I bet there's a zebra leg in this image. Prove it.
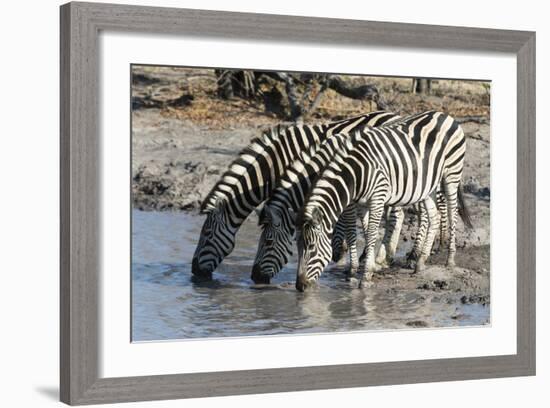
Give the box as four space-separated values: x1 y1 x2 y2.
376 207 391 267
414 197 439 274
406 203 428 269
386 207 404 262
331 215 349 265
436 190 448 252
359 202 385 287
357 208 368 266
443 180 460 268
342 205 359 275
376 207 404 268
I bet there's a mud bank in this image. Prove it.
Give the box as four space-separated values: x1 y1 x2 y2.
358 245 491 309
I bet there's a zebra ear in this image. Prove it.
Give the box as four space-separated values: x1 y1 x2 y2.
310 207 323 227
287 208 297 224
299 144 317 163
333 134 347 151
264 205 273 220
260 130 271 145
257 204 272 225
200 199 216 214
349 130 365 148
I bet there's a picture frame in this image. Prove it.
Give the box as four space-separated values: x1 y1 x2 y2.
60 1 536 405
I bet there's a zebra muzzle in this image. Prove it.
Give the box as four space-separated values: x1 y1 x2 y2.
251 265 271 284
295 274 312 292
191 257 213 278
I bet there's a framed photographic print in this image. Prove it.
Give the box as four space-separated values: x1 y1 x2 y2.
60 2 536 405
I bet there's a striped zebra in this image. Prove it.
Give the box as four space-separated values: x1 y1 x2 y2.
251 133 429 283
354 189 448 269
405 190 448 267
251 138 360 283
295 111 472 291
191 112 400 279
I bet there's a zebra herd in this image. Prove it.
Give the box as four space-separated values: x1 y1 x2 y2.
191 111 472 291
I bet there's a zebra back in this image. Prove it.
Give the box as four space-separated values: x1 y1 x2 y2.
303 111 465 230
202 111 398 222
194 112 400 278
296 111 466 289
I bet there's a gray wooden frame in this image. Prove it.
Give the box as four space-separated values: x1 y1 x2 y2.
60 1 536 405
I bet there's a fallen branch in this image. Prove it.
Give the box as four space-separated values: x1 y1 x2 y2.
132 93 194 110
456 116 489 125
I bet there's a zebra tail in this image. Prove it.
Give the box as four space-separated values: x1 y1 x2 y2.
457 185 474 229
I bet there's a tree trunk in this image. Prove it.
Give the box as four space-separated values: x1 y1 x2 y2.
325 77 386 109
282 74 304 122
413 78 432 94
215 70 257 99
215 69 234 99
215 70 388 119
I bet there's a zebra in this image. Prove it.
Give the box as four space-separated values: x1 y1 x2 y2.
251 133 434 283
191 111 400 279
353 189 448 269
295 111 472 291
252 138 361 282
405 190 448 267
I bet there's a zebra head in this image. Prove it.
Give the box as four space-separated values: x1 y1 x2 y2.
192 197 236 279
251 204 294 284
295 206 332 292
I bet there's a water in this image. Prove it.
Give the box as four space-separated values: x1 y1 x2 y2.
132 210 489 341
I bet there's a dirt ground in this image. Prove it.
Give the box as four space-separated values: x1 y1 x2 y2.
131 66 491 304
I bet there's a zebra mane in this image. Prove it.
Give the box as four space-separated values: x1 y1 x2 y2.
297 132 360 228
271 131 350 204
296 203 324 229
298 142 319 164
201 124 290 212
338 132 356 153
281 142 319 178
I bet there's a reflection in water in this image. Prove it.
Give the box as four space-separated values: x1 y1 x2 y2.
132 210 489 341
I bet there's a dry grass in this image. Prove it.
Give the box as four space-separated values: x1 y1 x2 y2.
132 65 490 130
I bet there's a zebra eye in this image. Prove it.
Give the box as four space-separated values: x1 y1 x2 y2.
307 243 316 251
266 238 274 246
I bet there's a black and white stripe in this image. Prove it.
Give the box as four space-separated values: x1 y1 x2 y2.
405 189 447 266
191 112 399 278
251 137 360 283
295 111 472 291
251 135 433 283
252 118 458 283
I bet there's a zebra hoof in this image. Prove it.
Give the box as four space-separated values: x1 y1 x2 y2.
345 266 358 282
404 259 416 270
405 250 419 270
358 277 374 289
375 258 392 271
370 262 383 274
358 269 374 286
375 255 387 266
414 260 426 275
446 261 456 270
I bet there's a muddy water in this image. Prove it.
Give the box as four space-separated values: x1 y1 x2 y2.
132 210 489 341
